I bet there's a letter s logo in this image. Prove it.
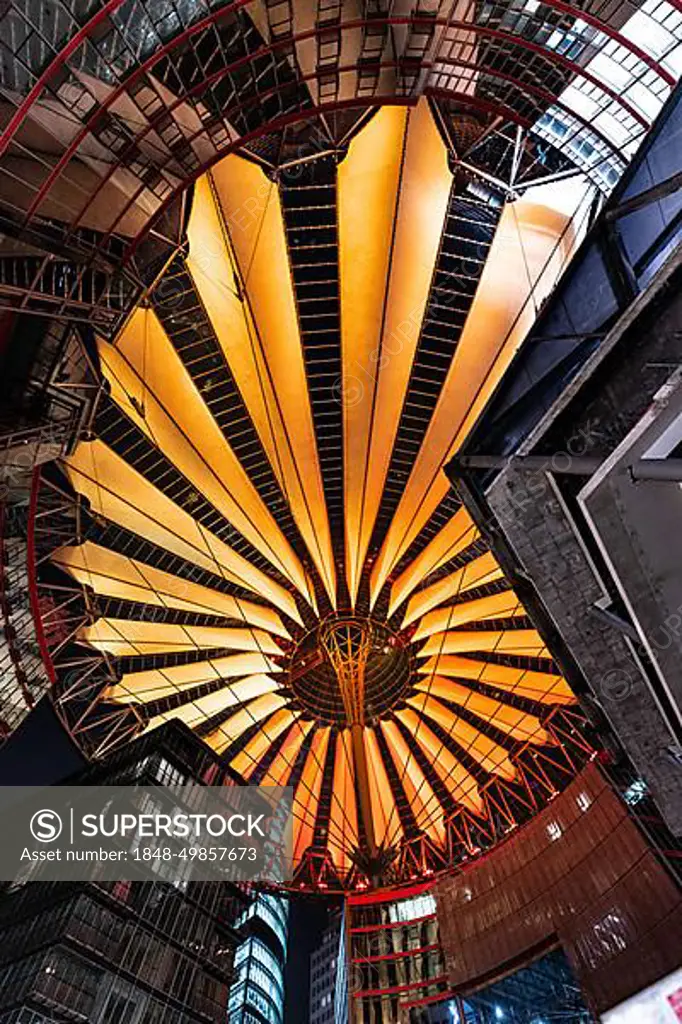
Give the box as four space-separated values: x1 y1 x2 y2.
30 810 63 843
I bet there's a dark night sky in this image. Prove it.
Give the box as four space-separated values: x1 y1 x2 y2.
0 696 86 786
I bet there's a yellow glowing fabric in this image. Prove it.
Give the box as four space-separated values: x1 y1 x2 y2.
395 707 483 815
100 312 312 603
417 655 574 704
364 727 404 851
412 591 524 640
339 103 452 605
419 628 550 659
407 691 517 780
227 708 299 777
371 188 582 601
80 619 282 657
402 551 504 626
327 732 359 873
292 727 330 863
54 541 290 637
253 719 315 788
388 507 479 618
381 719 447 846
201 161 336 606
106 653 282 702
64 440 303 624
55 102 586 885
145 675 281 732
413 676 548 744
204 692 289 754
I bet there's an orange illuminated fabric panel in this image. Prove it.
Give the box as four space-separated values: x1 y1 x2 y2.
364 727 404 852
402 552 504 626
251 720 315 789
417 655 575 704
371 186 584 601
99 314 313 605
145 677 282 733
292 728 331 863
64 440 303 624
51 100 588 891
388 507 479 617
339 103 452 606
407 691 517 780
381 719 447 846
396 708 483 815
106 653 282 703
227 708 299 777
419 628 550 659
79 619 282 657
204 692 289 754
327 732 359 873
412 592 525 640
413 676 548 744
201 159 336 607
54 541 290 637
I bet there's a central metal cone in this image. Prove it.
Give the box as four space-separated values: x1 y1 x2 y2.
319 618 374 726
320 618 373 667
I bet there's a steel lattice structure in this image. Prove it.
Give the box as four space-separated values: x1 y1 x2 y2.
2 0 682 328
6 0 680 889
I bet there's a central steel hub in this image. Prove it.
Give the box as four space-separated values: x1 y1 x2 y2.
288 615 412 727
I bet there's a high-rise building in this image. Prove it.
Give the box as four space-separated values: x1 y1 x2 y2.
228 892 289 1024
309 910 343 1024
0 721 247 1024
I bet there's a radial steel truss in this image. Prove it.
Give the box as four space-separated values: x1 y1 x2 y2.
8 0 672 889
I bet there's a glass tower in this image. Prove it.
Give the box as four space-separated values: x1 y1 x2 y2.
228 893 288 1024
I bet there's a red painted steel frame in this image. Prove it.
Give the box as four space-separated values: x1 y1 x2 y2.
26 467 56 685
353 975 449 998
0 0 128 158
9 2 670 235
72 30 628 243
0 505 35 710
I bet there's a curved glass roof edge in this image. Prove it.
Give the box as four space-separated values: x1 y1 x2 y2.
458 75 682 470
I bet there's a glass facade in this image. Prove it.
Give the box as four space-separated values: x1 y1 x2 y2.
348 888 448 1024
0 723 247 1024
310 910 343 1024
462 78 682 463
411 949 590 1024
228 894 288 1024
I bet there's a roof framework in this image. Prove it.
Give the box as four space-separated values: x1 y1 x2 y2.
8 0 680 889
28 99 598 890
1 0 682 328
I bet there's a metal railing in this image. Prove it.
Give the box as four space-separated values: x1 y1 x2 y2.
0 505 51 737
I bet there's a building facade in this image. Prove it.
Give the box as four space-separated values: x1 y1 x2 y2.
0 721 247 1024
309 910 342 1024
346 764 682 1024
228 891 289 1024
347 886 448 1024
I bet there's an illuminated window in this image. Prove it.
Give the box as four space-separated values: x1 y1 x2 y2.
388 894 436 924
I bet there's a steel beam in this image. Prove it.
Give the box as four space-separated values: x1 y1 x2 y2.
631 458 682 481
449 454 605 474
